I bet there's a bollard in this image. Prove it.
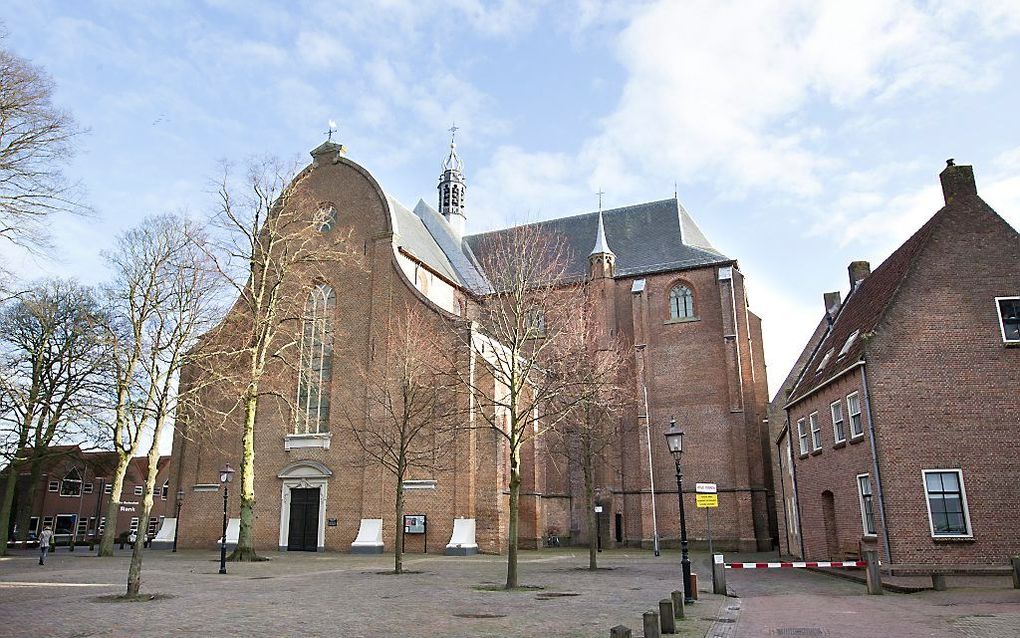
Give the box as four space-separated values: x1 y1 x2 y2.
863 550 883 595
609 625 632 638
690 573 698 600
1011 557 1020 590
712 554 727 595
931 573 947 591
642 611 661 638
671 590 685 620
659 599 675 634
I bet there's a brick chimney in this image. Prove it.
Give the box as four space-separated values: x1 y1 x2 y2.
848 261 871 288
823 291 842 322
939 159 977 205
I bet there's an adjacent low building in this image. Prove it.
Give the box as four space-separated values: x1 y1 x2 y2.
772 162 1020 565
1 445 172 546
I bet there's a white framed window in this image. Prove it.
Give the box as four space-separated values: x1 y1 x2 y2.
98 517 106 534
816 348 834 373
104 483 112 494
838 330 859 358
133 485 143 496
797 418 809 455
669 284 695 319
524 308 546 335
54 514 76 535
296 283 335 435
42 516 54 530
129 517 140 533
809 412 821 451
28 516 40 535
87 517 96 534
831 400 846 443
922 469 972 537
161 480 169 501
76 519 88 536
48 480 59 492
847 392 863 438
147 517 159 535
83 482 93 494
996 297 1020 343
60 469 83 497
856 474 876 536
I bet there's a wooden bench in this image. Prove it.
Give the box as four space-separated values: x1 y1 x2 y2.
884 562 1019 591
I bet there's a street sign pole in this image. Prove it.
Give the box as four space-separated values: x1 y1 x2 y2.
706 507 713 558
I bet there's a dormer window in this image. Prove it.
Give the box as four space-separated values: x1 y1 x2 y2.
816 348 834 373
838 330 859 358
669 285 694 320
996 297 1020 343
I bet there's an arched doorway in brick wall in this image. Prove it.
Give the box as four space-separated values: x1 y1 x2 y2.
821 490 839 559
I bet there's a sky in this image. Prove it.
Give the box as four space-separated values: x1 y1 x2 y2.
4 0 1020 400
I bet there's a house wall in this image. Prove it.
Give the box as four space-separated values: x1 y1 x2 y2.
865 194 1020 565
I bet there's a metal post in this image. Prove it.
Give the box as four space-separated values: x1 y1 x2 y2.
172 498 183 552
642 386 661 556
219 486 228 575
706 507 713 558
596 511 602 552
675 459 693 603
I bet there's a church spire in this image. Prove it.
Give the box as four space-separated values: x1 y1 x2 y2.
438 124 466 238
588 190 615 279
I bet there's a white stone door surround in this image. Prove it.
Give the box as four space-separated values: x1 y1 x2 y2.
277 460 332 552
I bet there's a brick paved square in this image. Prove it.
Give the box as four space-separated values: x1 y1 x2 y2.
0 547 723 638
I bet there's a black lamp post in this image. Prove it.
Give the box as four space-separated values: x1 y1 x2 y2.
172 490 185 553
664 417 693 603
218 464 234 575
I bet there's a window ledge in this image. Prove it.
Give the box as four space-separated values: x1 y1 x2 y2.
664 316 700 325
1004 341 1020 348
860 534 879 541
285 432 332 450
833 440 847 449
848 435 866 445
810 449 823 456
798 453 809 460
932 535 975 543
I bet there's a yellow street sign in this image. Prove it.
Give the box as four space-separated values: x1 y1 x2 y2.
696 494 718 508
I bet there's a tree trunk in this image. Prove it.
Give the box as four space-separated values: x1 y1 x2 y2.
127 428 162 597
14 458 44 543
0 459 23 556
505 446 521 590
394 474 405 575
583 453 597 570
98 456 129 557
230 392 258 561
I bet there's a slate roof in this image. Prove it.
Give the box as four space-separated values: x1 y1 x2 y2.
464 198 730 281
786 212 943 405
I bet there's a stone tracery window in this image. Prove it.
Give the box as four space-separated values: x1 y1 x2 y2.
669 284 695 320
296 283 335 434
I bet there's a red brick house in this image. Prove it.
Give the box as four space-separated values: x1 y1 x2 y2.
1 445 172 546
170 133 774 554
772 162 1020 565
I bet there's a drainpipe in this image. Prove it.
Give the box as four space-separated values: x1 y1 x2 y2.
861 363 892 564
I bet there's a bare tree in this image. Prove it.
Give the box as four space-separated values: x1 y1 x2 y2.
442 224 590 589
121 215 220 597
96 216 200 557
0 279 107 555
195 157 355 561
547 295 632 570
0 33 87 284
344 306 457 574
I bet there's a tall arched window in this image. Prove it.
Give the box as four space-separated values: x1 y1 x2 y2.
669 285 695 320
296 283 335 434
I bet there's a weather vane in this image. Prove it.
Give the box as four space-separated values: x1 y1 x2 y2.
596 188 605 212
325 119 338 142
449 122 459 141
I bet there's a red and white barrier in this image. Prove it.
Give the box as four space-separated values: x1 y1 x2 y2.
724 560 866 569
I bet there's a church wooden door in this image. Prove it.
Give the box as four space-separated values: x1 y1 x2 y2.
287 488 320 551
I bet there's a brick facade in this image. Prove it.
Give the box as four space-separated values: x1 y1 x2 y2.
774 164 1020 566
169 142 773 555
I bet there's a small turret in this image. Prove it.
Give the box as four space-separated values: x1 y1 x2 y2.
588 200 615 279
438 125 467 239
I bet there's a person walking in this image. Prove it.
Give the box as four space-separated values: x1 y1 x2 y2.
38 526 53 565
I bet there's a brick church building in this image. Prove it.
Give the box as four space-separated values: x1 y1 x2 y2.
169 132 773 554
771 162 1020 565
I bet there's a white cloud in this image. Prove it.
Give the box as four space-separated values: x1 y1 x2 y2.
296 31 352 68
